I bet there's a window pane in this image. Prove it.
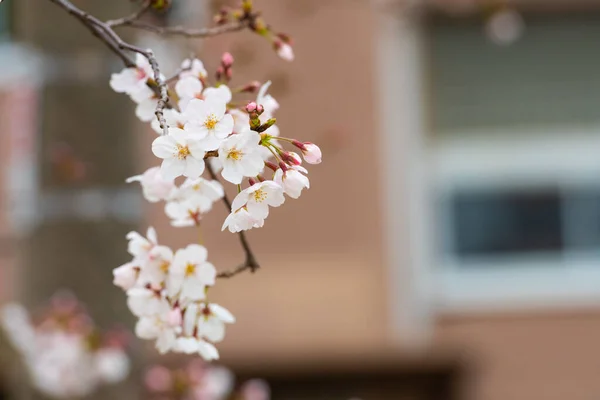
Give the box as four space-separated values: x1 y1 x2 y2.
430 14 600 132
564 189 600 252
450 189 563 258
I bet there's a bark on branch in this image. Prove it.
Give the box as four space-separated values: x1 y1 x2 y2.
48 0 261 278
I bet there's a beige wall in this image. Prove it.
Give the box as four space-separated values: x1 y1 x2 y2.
137 0 600 399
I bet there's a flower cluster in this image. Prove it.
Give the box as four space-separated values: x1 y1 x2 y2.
144 359 270 400
110 7 320 360
113 228 234 360
0 293 129 399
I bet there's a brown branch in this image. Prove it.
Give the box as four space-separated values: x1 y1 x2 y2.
113 20 249 38
205 162 260 279
48 0 169 135
49 0 261 279
106 1 151 27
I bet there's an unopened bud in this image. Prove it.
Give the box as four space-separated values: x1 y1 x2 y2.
222 52 234 68
264 161 278 171
246 102 258 113
240 81 261 93
274 40 294 62
299 142 322 164
256 104 264 114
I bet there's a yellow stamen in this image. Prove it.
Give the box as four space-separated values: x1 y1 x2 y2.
227 149 243 161
185 263 196 277
204 114 218 130
177 144 190 160
160 261 170 273
253 189 267 202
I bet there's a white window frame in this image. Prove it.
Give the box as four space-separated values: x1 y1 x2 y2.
432 130 600 312
377 4 600 320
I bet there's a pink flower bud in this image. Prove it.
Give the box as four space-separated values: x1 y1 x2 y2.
246 102 258 113
166 307 182 327
221 52 234 67
274 40 294 62
256 104 264 114
302 142 322 164
144 366 173 392
264 161 278 171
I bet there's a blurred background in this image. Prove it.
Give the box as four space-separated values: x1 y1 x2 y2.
2 0 600 399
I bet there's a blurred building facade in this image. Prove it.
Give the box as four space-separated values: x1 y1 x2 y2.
3 0 600 399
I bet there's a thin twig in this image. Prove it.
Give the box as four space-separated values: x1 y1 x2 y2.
48 0 169 135
113 20 249 38
205 162 260 279
106 1 151 27
48 0 260 278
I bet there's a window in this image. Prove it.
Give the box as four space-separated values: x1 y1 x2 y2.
427 12 600 310
450 189 563 259
429 13 600 133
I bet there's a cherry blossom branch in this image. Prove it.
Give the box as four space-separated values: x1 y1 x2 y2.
48 0 170 135
49 0 263 279
112 19 250 38
205 162 260 279
106 1 152 28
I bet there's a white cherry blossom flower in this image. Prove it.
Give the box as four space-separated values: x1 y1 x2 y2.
109 53 152 94
175 76 204 111
167 245 216 302
274 166 310 199
180 58 208 80
183 98 234 151
164 199 203 227
130 85 159 122
112 262 139 290
126 227 158 260
221 207 265 233
151 108 187 134
126 287 168 317
126 166 176 203
218 130 264 184
231 181 285 220
137 245 173 287
230 109 250 134
135 313 179 354
196 303 235 343
176 177 224 210
203 85 232 104
174 337 219 360
152 127 206 180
